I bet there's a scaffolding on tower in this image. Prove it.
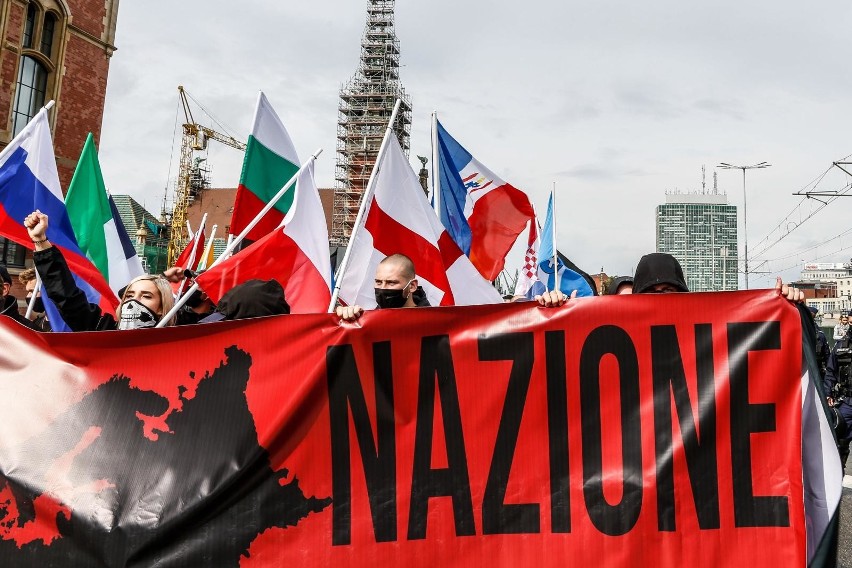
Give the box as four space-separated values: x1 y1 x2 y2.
331 0 412 246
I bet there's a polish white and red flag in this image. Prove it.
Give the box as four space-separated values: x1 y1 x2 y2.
336 134 502 309
196 162 332 313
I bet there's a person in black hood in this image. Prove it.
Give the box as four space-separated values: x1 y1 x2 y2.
336 253 429 322
201 279 290 322
0 264 34 329
632 253 689 294
606 275 634 295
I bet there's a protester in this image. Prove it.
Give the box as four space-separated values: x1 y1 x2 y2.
176 270 217 325
0 263 34 329
825 325 852 474
336 254 429 322
200 279 289 322
18 268 50 331
632 253 689 294
835 313 850 341
24 210 176 331
606 275 634 295
807 306 830 379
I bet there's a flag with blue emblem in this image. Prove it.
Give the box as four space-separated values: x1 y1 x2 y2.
516 192 596 298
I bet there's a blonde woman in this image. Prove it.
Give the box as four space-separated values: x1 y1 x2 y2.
24 210 176 331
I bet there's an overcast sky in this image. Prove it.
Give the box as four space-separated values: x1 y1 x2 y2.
98 0 852 287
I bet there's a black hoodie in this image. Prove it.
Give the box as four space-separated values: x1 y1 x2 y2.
632 253 689 294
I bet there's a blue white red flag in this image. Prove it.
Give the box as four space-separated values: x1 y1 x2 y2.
434 119 535 281
0 108 117 330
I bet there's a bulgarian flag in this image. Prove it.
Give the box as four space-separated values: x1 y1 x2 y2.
197 161 331 314
65 133 145 294
229 92 300 243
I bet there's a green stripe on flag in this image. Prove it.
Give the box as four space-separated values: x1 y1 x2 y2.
239 135 300 216
66 133 111 280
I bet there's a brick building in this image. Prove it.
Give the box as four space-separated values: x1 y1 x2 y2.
0 0 119 295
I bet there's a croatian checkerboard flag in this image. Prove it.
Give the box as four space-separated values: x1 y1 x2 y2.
435 119 535 281
514 193 596 298
337 134 502 308
0 107 118 330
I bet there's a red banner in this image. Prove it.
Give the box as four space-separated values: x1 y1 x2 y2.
0 290 821 566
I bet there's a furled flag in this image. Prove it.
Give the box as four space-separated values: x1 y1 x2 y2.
196 162 331 314
513 217 540 297
175 219 206 273
65 133 144 295
336 134 503 308
523 192 596 298
434 119 535 281
195 225 217 272
0 107 117 331
229 92 300 243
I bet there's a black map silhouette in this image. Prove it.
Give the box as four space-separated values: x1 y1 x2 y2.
0 346 331 567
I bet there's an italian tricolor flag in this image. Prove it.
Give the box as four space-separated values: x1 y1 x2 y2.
229 92 300 242
65 133 145 295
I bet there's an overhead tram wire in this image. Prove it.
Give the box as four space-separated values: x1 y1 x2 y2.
747 156 852 261
765 241 852 277
760 226 852 264
748 164 834 257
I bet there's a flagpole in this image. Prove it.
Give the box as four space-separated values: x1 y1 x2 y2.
431 111 440 214
551 183 559 292
25 272 42 319
157 149 323 328
198 224 217 271
327 99 403 312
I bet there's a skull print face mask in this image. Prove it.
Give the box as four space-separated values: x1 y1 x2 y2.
117 299 160 330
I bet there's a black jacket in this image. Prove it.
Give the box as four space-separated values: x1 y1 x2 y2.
0 294 36 330
34 246 117 331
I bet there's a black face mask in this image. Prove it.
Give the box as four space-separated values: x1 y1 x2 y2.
184 289 205 309
375 288 408 309
27 296 44 313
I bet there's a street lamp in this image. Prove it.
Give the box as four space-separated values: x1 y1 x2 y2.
717 162 771 290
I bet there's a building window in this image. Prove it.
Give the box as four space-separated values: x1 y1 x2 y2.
22 3 36 48
0 239 26 268
11 3 64 138
40 13 55 57
12 56 48 137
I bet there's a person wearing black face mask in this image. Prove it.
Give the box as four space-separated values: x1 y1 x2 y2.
0 264 35 330
19 267 50 331
175 270 217 325
336 254 429 322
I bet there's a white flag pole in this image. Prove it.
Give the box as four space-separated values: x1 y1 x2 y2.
186 220 194 241
327 99 403 312
157 149 323 328
176 212 207 297
224 234 234 260
551 183 559 292
431 111 440 215
25 272 42 319
197 224 217 271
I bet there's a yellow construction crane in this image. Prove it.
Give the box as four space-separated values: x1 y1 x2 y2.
166 86 247 265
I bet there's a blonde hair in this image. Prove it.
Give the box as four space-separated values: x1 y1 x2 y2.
117 274 176 326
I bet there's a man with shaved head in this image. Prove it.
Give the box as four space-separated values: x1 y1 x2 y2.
336 254 430 322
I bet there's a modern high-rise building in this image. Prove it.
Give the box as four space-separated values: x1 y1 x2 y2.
331 0 412 245
656 192 738 292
